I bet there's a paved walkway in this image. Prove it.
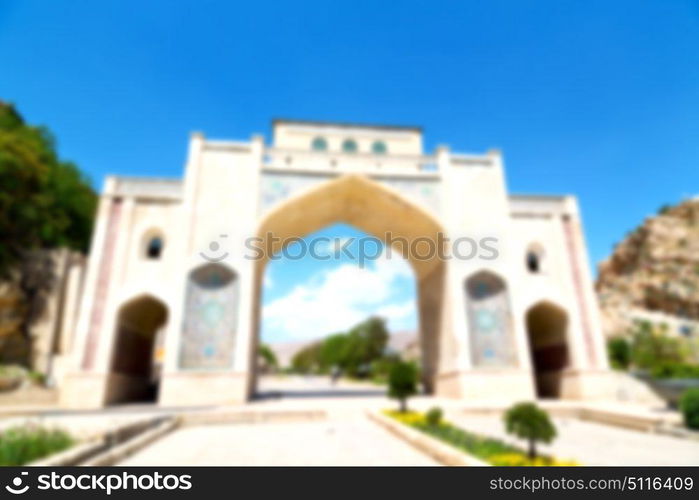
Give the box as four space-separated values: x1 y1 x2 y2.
3 375 696 466
122 375 437 465
448 414 699 466
120 416 438 466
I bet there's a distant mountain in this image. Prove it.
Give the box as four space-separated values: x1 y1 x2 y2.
385 330 419 359
267 338 321 368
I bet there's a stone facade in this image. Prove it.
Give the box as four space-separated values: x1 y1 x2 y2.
60 119 611 407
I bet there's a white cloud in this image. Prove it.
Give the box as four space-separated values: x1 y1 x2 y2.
376 300 417 332
262 251 416 341
313 237 353 258
376 300 416 321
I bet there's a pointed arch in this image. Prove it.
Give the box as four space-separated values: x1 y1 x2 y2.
180 263 240 370
251 174 447 394
464 269 516 367
255 174 444 279
525 300 569 398
106 294 168 405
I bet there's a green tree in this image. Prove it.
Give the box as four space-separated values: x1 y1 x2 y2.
388 361 418 412
339 316 389 377
312 316 391 377
504 402 556 459
0 102 96 275
258 343 278 371
370 353 400 383
318 333 349 372
291 342 322 373
0 102 96 365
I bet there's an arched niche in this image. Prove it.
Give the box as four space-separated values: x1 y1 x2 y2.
465 270 516 368
179 263 240 370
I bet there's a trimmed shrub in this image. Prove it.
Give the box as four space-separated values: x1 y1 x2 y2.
651 362 699 379
680 387 699 430
504 402 556 459
425 407 443 427
388 361 418 413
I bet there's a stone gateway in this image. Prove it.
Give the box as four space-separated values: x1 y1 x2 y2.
60 119 611 407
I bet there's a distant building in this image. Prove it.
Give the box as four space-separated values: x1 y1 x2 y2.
386 330 420 362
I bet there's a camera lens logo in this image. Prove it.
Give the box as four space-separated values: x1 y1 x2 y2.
200 234 229 263
6 472 29 494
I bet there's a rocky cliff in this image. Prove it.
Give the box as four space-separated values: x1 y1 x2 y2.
596 199 699 336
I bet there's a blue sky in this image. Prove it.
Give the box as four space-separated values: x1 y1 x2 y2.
262 224 417 343
2 1 698 342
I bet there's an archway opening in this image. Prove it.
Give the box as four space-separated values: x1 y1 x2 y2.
251 175 446 399
526 302 569 399
257 223 419 398
106 295 167 405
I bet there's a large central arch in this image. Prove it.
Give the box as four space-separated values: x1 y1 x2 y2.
249 174 447 394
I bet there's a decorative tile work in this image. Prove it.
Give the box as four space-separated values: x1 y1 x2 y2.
258 172 320 214
179 264 239 370
465 271 516 367
379 177 441 215
258 172 441 216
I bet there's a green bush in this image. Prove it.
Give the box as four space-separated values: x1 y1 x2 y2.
388 361 418 413
680 388 699 430
425 407 443 427
607 337 631 370
423 421 516 458
630 321 685 369
504 402 556 459
651 362 699 379
0 425 73 466
658 204 672 215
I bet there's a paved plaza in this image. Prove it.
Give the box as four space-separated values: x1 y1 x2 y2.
121 377 436 465
2 376 696 466
120 417 438 466
118 376 698 466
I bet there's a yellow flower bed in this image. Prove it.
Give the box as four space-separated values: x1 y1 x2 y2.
383 410 427 426
383 408 579 466
489 453 579 467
